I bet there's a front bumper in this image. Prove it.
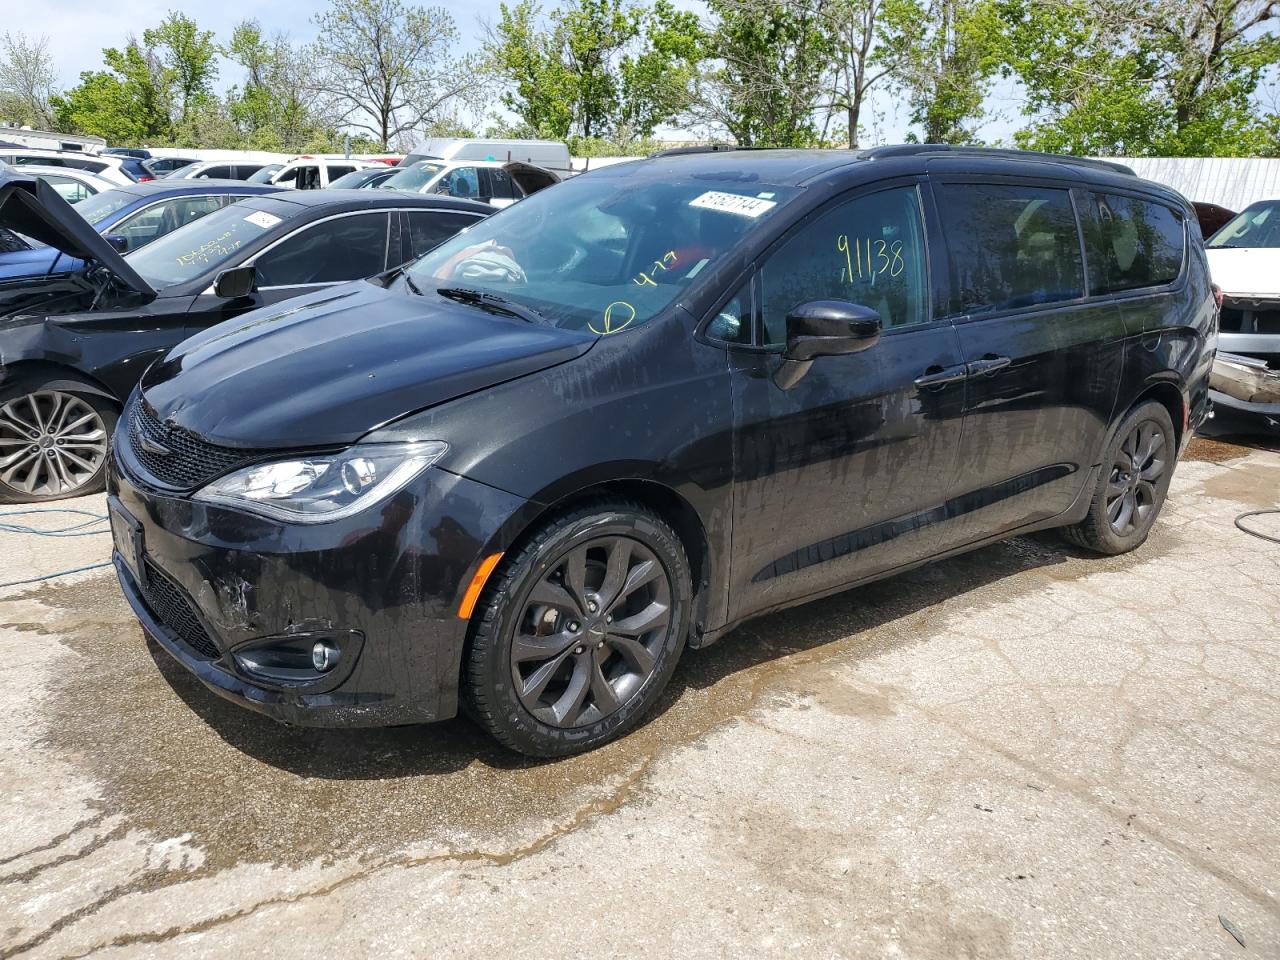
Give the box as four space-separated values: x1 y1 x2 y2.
109 443 532 728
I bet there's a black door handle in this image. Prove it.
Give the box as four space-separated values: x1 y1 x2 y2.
914 363 969 390
967 355 1012 376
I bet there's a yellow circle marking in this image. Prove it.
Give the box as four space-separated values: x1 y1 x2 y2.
591 301 637 335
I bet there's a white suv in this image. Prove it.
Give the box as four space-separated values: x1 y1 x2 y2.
0 148 133 185
270 158 387 190
378 159 559 208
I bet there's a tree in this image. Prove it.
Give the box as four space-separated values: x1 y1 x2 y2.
52 41 172 145
900 0 1004 143
488 0 702 145
823 0 922 146
309 0 476 148
225 21 334 151
144 13 218 127
691 0 833 146
1006 0 1280 156
0 32 58 128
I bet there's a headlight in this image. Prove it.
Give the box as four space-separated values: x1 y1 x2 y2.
193 441 448 523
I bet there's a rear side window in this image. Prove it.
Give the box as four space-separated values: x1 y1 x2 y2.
485 167 516 201
199 166 232 179
760 185 929 344
406 210 479 258
937 183 1084 315
1083 194 1184 293
254 212 389 286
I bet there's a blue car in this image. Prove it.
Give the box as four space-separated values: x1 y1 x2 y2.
0 179 284 283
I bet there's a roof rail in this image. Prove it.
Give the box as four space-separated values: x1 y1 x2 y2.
647 144 759 159
860 144 1135 176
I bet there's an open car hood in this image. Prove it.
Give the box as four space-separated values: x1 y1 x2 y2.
0 171 155 299
504 161 560 196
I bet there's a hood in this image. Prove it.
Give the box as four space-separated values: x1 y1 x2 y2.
1205 246 1280 299
0 172 155 299
141 280 595 448
504 161 560 196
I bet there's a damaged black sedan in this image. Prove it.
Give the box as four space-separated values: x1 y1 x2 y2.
0 173 489 502
109 147 1214 756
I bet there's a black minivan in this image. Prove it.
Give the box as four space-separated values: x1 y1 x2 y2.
108 146 1215 756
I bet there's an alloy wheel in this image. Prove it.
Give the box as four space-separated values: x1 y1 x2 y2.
1105 419 1167 537
511 536 672 728
0 392 109 497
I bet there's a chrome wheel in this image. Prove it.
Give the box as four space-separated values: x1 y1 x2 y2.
1105 418 1168 537
0 392 109 498
511 536 671 728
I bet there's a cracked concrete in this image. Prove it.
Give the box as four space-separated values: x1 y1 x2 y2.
1 434 1277 959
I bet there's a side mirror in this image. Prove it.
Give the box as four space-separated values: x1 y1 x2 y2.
213 265 257 299
104 233 129 253
774 300 881 390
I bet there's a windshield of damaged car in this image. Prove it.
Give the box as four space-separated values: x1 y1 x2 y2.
125 202 289 288
1207 200 1280 248
406 173 798 332
74 190 135 227
379 162 446 192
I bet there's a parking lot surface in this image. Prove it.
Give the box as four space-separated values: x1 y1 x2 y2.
1 436 1278 959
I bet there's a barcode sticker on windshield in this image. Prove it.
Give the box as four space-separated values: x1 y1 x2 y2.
244 210 281 229
689 191 777 218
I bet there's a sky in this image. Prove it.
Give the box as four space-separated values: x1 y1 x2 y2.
27 0 1022 146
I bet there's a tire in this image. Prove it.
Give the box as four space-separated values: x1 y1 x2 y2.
0 388 118 504
1060 400 1176 555
464 501 692 757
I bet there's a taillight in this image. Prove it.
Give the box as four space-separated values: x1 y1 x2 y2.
1212 283 1223 311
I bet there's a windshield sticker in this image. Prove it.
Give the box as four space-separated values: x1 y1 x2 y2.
176 231 242 269
244 210 282 229
633 250 678 286
838 234 904 281
590 301 636 335
689 191 777 218
686 258 710 279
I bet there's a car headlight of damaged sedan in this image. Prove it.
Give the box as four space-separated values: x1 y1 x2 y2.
194 441 448 523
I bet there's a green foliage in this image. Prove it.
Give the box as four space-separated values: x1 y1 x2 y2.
1005 0 1280 157
145 12 218 125
52 42 172 145
224 21 332 152
489 0 704 142
697 0 834 146
0 33 58 128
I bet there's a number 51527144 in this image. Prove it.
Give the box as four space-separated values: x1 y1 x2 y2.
838 235 904 281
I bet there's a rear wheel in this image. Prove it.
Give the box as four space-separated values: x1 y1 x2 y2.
0 389 116 503
1061 400 1176 555
464 502 691 757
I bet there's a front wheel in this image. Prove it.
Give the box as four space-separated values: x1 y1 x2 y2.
1060 400 1176 555
464 502 692 757
0 389 117 503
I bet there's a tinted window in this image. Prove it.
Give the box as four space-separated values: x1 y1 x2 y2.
937 183 1084 314
1083 193 1184 292
760 185 929 344
199 166 232 179
114 195 232 250
407 210 479 257
254 212 389 286
328 165 356 180
486 167 516 200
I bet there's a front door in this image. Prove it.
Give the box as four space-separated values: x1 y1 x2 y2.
727 182 967 621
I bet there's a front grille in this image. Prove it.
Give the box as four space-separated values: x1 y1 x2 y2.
128 399 258 491
140 559 221 660
1221 299 1280 335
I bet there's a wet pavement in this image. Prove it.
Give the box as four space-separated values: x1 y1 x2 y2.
1 433 1278 958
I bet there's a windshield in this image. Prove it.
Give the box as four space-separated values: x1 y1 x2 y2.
330 168 381 189
73 190 135 226
379 162 446 192
406 171 798 332
247 164 281 183
1207 201 1280 249
126 202 289 288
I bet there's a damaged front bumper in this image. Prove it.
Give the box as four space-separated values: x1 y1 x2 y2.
108 441 531 728
1213 298 1280 419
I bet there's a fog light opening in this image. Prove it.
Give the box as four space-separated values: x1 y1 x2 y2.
311 641 339 672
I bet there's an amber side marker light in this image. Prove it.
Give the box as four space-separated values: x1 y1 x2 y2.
458 553 504 619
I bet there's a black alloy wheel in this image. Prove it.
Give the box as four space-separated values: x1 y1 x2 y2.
465 503 691 756
1106 419 1168 537
1061 400 1176 555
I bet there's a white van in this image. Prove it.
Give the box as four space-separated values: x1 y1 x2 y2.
397 139 572 177
270 157 387 190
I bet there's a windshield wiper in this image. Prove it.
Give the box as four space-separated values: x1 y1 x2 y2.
402 270 425 297
435 286 547 324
